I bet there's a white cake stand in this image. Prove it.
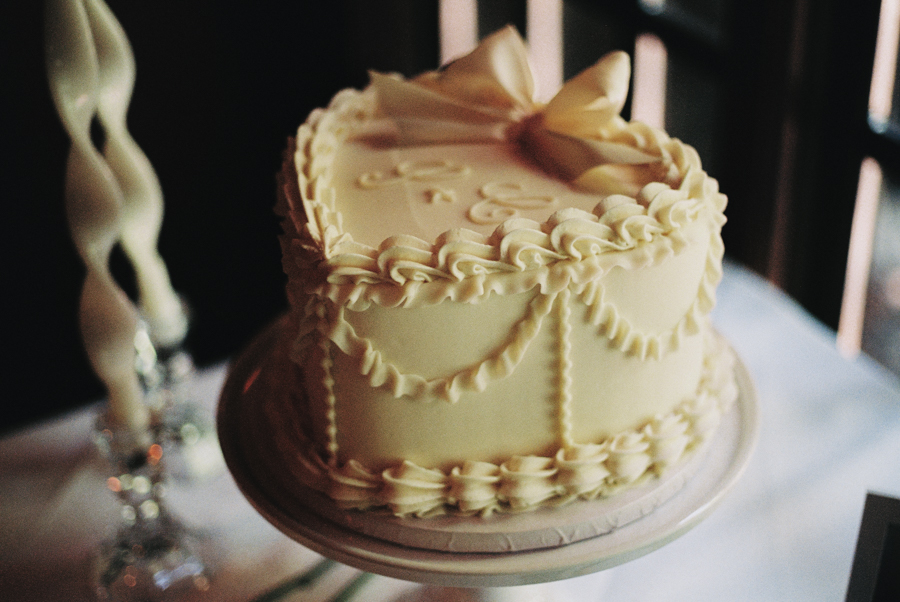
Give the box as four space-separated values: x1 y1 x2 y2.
218 318 759 601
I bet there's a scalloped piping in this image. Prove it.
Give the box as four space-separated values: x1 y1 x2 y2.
313 289 558 404
292 220 722 407
579 224 723 361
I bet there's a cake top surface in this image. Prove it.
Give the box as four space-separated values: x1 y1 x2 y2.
280 27 725 297
331 127 610 246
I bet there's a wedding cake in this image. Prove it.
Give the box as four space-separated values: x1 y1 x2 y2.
270 27 736 520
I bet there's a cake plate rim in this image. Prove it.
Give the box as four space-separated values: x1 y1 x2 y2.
217 315 759 588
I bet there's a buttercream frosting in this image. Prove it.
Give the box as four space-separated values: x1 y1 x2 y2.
267 329 737 517
272 27 734 518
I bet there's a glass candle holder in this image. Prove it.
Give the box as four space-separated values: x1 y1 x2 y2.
135 321 223 482
93 415 211 601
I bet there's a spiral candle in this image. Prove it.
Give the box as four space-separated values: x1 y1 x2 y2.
45 0 151 434
81 0 188 348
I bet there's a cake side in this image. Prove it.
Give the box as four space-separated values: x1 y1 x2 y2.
265 328 737 517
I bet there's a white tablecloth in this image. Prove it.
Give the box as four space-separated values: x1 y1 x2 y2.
2 262 899 601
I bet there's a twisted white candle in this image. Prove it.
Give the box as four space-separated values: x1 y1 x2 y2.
45 0 150 434
81 0 188 348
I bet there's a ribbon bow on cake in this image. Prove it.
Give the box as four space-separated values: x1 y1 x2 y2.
370 26 678 196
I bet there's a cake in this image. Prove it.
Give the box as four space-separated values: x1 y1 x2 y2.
272 27 736 519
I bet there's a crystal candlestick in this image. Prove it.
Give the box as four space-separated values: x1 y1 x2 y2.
94 415 211 602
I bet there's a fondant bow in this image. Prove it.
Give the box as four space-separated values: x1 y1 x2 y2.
370 26 671 196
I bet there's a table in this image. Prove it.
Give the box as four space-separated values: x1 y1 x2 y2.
2 262 899 601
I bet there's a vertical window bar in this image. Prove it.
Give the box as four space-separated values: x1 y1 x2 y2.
632 33 668 128
837 157 883 357
868 0 900 128
439 0 478 64
527 0 563 101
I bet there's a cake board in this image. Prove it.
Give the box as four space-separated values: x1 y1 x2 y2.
218 316 759 590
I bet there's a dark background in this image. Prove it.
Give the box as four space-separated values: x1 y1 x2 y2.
3 0 889 433
4 1 445 434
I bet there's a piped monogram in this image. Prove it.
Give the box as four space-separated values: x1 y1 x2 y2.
357 160 471 189
468 182 557 225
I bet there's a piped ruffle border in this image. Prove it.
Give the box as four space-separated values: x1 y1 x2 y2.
276 88 727 312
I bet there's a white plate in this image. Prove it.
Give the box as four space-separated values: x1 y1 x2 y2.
218 317 759 587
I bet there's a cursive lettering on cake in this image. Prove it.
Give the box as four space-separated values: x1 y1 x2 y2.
425 187 456 203
467 181 558 225
356 159 471 189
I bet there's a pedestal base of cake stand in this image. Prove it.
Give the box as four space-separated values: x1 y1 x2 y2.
218 317 758 598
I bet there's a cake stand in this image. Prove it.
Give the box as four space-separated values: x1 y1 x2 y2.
218 318 759 601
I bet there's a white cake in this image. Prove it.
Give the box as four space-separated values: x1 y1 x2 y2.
272 27 736 518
